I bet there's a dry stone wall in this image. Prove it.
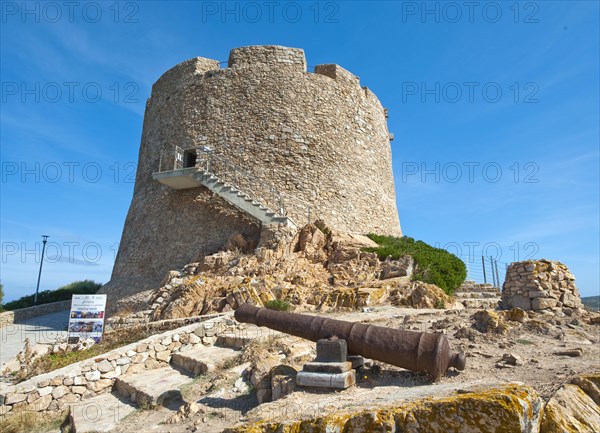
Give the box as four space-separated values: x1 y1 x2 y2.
103 45 401 305
0 315 250 416
501 259 584 311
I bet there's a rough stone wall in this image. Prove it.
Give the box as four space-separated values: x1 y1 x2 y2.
501 260 584 311
0 316 244 415
103 45 401 305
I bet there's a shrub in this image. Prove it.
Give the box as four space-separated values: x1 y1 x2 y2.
2 280 102 311
264 299 291 311
364 235 466 295
0 282 4 312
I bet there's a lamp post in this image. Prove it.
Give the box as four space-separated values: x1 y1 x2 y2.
34 235 49 305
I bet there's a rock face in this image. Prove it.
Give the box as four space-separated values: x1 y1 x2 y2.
142 224 406 320
501 260 584 311
541 374 600 433
102 45 401 306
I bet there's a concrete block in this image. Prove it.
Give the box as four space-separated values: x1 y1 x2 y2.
347 355 364 369
296 370 356 389
302 361 352 374
316 338 347 362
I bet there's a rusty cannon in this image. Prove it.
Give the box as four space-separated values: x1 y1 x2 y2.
234 304 466 381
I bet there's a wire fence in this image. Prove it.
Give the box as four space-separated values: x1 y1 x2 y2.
458 255 509 289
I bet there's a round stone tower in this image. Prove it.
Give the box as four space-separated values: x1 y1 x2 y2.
103 45 401 304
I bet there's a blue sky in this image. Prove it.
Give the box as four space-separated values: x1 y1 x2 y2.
1 1 598 301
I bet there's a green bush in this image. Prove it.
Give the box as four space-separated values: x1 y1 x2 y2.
364 235 466 295
264 299 291 311
2 280 102 311
0 282 4 312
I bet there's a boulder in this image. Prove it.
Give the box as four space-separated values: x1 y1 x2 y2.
295 224 327 262
225 232 256 254
532 297 558 310
541 377 600 433
225 383 543 433
472 310 508 334
402 282 454 309
270 365 297 401
507 307 527 323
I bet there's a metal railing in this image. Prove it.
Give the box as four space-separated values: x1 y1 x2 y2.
157 147 321 224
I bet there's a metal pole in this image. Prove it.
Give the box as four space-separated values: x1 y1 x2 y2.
481 255 487 284
494 259 501 289
489 256 496 288
34 235 49 305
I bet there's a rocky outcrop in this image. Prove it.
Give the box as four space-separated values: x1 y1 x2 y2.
541 374 600 433
397 281 461 309
122 224 421 320
502 260 584 312
225 383 543 433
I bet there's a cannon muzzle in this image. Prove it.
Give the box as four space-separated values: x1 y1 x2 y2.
235 304 465 381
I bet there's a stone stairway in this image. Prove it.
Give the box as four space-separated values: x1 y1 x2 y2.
68 345 240 433
152 167 296 229
454 281 501 309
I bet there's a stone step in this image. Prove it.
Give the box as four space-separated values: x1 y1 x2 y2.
69 392 136 433
171 345 240 375
217 327 282 349
461 298 500 309
455 292 501 299
113 366 194 408
459 283 496 292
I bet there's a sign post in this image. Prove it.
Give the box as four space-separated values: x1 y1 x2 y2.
67 294 107 344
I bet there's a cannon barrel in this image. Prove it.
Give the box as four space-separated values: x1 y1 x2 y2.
235 304 466 380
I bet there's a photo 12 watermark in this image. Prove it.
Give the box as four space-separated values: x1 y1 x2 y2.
1 161 137 184
400 1 540 24
434 241 540 263
401 81 539 104
1 82 139 104
400 161 540 184
1 1 140 24
200 1 340 24
1 240 123 265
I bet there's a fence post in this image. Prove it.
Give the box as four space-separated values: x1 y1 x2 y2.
489 256 497 288
494 259 501 290
481 256 487 284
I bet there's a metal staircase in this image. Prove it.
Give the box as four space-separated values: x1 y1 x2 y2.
152 166 296 228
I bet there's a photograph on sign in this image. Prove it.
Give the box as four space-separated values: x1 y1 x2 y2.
67 294 107 343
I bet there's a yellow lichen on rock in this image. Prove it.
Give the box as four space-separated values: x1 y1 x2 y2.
471 309 509 334
225 384 543 433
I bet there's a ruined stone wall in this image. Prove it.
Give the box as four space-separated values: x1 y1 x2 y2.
501 259 584 311
103 45 401 306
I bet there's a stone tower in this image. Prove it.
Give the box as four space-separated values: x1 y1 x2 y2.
102 45 401 304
